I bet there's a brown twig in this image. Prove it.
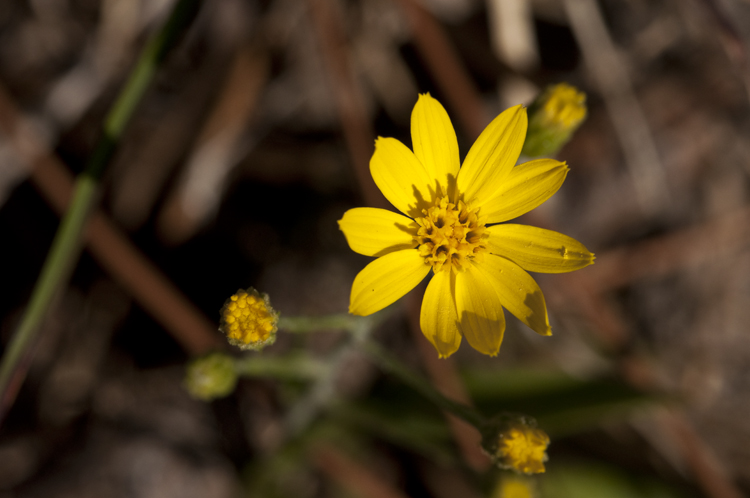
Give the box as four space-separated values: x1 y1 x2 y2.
312 444 411 498
658 410 744 498
0 83 221 356
308 0 387 210
157 44 270 245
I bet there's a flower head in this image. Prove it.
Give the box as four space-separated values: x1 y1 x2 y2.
522 83 587 158
493 475 537 498
220 288 278 351
184 352 238 401
482 414 550 474
338 94 594 358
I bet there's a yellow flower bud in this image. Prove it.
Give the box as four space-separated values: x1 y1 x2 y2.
219 288 278 351
482 414 550 474
493 475 537 498
184 352 238 401
522 83 587 158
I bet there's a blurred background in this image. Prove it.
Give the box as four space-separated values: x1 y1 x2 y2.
1 0 750 496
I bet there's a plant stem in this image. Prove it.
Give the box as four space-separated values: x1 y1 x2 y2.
278 314 360 334
234 354 330 381
362 340 485 429
0 0 202 419
280 312 380 438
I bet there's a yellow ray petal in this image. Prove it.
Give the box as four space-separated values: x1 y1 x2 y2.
350 249 430 316
486 224 595 273
454 264 506 356
420 270 462 358
457 105 526 207
411 94 460 198
478 254 551 336
479 159 568 224
370 137 437 218
338 208 418 257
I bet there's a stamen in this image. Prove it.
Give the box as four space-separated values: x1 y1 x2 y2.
414 196 487 272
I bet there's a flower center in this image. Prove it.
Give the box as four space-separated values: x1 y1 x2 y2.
415 196 487 272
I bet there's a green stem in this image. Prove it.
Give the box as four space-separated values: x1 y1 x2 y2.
280 312 385 438
278 314 360 334
0 0 202 417
233 354 330 381
362 340 486 429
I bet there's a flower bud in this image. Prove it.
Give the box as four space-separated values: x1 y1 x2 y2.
184 352 238 401
522 83 587 158
493 475 537 498
220 288 278 351
481 414 550 474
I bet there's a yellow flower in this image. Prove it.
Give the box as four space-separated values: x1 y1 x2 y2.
482 414 550 474
495 424 550 474
338 94 594 358
494 475 536 498
219 288 278 351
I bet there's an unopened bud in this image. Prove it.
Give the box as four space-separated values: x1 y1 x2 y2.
522 83 587 158
493 474 537 498
184 352 238 401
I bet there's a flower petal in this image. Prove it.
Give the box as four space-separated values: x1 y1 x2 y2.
420 270 462 358
454 263 506 356
480 159 568 224
339 208 418 257
457 105 527 207
350 249 430 316
370 137 437 217
411 94 460 198
486 224 595 273
478 254 551 336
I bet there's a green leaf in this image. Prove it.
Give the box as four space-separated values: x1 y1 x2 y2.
541 461 690 498
462 367 667 435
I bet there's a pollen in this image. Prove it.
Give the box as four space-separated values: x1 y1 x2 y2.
219 288 278 351
414 196 487 272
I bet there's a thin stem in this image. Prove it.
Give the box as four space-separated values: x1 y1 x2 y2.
281 312 381 439
233 354 330 381
0 0 202 419
278 314 360 334
362 340 485 429
0 176 97 407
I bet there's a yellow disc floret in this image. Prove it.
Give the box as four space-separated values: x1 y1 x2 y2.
414 196 487 272
219 288 278 351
